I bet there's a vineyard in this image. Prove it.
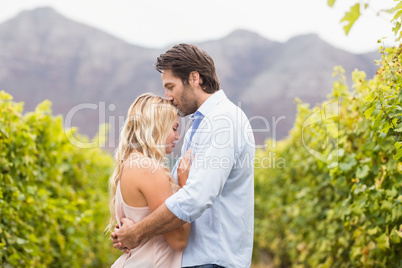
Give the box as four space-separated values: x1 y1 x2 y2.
0 92 119 267
1 1 402 266
254 45 402 267
1 46 401 266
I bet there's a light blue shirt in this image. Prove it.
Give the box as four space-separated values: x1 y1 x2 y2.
165 90 255 268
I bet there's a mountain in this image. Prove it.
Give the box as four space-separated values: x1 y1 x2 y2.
0 7 380 148
0 7 162 142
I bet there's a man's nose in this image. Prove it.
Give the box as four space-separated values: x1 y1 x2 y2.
165 90 173 101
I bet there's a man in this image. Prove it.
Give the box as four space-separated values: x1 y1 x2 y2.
112 43 255 268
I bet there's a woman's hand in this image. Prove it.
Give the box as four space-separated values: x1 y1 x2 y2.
177 148 192 188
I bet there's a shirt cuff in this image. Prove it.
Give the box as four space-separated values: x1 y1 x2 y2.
165 193 192 223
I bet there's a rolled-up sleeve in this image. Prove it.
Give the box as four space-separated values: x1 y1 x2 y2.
165 112 235 223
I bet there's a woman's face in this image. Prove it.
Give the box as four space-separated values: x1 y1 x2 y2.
165 116 180 154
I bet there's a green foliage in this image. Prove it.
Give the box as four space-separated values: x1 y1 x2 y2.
340 3 361 35
0 92 118 267
329 0 402 39
327 0 336 8
254 46 402 267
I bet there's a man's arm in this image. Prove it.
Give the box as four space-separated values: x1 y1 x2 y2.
112 149 194 251
112 202 186 250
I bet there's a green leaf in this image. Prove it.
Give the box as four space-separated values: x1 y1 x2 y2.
367 227 378 236
356 165 370 179
381 200 393 212
364 105 376 119
386 188 398 198
393 21 402 36
393 227 402 239
341 3 361 35
339 161 355 172
393 148 402 160
381 122 391 134
16 238 26 245
376 233 390 249
391 1 402 13
392 9 402 22
390 227 401 243
327 0 336 7
395 141 402 150
363 92 375 103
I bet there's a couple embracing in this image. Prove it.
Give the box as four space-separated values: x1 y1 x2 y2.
108 44 255 268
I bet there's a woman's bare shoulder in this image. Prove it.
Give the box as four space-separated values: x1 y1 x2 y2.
121 153 167 184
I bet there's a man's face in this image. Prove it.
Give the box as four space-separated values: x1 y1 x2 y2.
162 69 198 117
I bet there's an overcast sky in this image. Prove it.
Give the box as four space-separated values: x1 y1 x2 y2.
0 0 397 53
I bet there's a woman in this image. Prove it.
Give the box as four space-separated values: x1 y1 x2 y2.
108 93 191 267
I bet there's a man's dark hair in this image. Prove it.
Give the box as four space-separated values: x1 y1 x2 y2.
155 44 220 94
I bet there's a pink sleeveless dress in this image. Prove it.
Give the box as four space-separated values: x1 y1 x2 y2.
111 181 182 268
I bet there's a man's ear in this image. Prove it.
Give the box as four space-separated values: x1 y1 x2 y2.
189 71 201 87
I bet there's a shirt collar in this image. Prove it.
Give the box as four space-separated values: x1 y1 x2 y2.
189 90 227 120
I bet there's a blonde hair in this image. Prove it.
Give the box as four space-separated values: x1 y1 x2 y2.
107 93 178 232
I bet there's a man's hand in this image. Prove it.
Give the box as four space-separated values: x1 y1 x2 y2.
111 218 141 252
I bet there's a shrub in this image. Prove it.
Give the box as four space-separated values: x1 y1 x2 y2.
254 46 402 267
0 91 119 267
